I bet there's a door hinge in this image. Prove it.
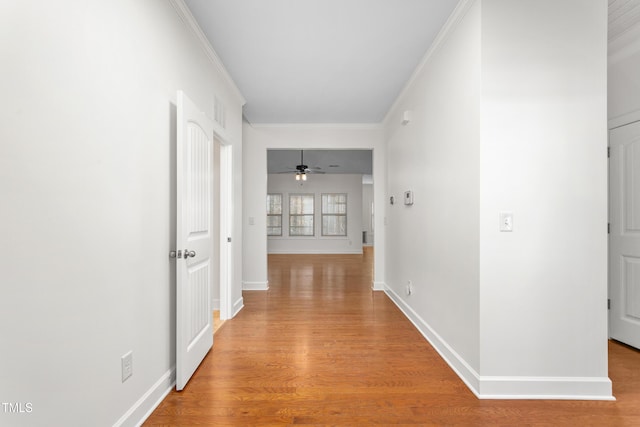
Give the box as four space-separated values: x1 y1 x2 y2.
227 237 232 242
608 299 611 310
607 147 610 158
608 223 610 234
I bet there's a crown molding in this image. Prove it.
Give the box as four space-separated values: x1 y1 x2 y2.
170 0 246 105
248 123 384 130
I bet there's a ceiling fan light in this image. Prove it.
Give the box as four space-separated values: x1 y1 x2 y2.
302 173 307 181
295 173 301 181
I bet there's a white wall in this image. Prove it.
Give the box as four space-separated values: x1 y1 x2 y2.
384 0 482 381
267 174 363 254
383 0 611 399
479 0 608 395
0 1 244 426
243 124 386 290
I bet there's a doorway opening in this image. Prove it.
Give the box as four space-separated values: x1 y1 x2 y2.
266 149 375 280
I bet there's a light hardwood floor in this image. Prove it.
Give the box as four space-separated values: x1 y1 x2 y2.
213 310 225 334
145 248 640 426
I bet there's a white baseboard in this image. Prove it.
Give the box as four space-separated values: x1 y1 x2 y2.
232 296 244 318
384 285 481 394
372 281 385 291
243 281 269 291
267 249 363 255
384 285 613 400
212 298 220 310
113 367 175 427
478 376 614 400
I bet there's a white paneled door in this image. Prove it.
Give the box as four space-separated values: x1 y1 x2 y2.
176 91 214 390
610 120 640 350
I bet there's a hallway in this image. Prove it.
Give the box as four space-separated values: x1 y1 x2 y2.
145 249 640 425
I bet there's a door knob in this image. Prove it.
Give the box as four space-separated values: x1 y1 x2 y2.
185 250 196 258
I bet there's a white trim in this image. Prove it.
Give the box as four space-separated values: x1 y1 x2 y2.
212 121 231 145
232 296 244 317
243 281 269 291
218 140 233 321
609 110 640 130
249 123 383 130
383 0 476 125
267 250 363 255
385 285 614 400
372 281 386 291
478 376 614 401
384 285 481 394
212 299 220 311
169 0 245 105
113 368 175 427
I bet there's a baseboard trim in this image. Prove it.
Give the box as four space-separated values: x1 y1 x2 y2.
212 298 220 310
384 285 614 400
372 281 386 291
267 250 363 255
113 367 175 427
232 296 244 318
478 376 614 400
243 281 269 291
384 285 481 395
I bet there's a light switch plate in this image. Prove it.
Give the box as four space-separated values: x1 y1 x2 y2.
404 191 413 205
122 351 133 382
499 212 513 232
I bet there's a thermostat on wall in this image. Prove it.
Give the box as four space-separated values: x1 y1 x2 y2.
404 191 413 205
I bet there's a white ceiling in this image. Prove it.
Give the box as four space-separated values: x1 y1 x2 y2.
183 0 460 124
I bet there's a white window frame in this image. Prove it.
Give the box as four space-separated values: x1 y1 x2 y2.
321 193 347 236
289 193 315 236
266 193 283 236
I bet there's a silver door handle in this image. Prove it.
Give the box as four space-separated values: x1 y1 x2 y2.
185 250 196 258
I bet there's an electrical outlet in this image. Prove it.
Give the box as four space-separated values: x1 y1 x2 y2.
121 351 133 382
406 280 412 296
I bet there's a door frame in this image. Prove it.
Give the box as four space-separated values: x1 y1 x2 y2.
258 139 385 289
218 138 233 320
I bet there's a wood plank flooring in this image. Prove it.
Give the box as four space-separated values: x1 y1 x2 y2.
213 310 225 334
145 248 640 426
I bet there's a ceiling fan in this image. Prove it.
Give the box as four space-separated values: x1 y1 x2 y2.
276 150 324 180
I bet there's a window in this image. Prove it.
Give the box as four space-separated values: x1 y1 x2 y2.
289 194 314 236
266 193 282 236
322 193 347 236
